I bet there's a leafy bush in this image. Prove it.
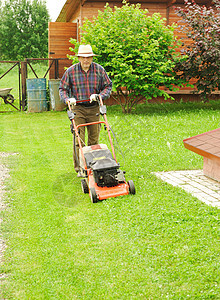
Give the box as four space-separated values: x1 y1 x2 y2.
69 1 187 113
175 0 220 100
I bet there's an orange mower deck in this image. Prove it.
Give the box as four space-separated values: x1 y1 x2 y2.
88 172 129 201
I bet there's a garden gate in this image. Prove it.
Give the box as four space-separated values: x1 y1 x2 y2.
0 60 21 111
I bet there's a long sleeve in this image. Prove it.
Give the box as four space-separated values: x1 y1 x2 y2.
59 62 112 103
99 68 112 100
59 69 71 104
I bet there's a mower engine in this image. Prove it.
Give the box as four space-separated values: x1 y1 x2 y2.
80 144 126 187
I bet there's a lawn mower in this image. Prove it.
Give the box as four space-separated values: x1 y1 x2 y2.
67 95 135 203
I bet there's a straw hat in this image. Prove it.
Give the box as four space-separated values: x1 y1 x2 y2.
77 45 97 57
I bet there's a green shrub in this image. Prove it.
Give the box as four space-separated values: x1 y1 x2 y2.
69 1 187 113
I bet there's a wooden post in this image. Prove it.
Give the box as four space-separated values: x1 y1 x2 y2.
166 0 176 26
21 60 27 111
167 0 176 7
203 157 220 182
18 62 22 111
166 7 169 25
55 59 59 79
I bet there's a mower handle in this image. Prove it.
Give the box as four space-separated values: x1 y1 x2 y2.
67 95 104 106
76 121 106 129
67 95 117 163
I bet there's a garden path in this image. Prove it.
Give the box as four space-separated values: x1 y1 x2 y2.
155 170 220 209
0 152 17 283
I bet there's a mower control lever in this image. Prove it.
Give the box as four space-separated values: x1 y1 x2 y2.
100 105 107 115
68 110 75 120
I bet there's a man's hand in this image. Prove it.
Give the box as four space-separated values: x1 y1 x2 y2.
90 94 99 103
68 98 77 105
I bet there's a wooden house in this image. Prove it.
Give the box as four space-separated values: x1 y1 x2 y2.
48 0 215 101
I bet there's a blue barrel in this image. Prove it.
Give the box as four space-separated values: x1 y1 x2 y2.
26 78 47 112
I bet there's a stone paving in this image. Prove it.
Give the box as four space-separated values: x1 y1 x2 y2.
154 170 220 209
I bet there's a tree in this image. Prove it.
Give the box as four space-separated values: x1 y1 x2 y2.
174 0 220 100
69 2 186 113
0 0 50 60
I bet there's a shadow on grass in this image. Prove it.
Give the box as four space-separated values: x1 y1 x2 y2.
52 172 84 207
108 100 220 117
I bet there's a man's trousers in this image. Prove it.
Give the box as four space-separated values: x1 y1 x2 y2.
72 103 100 172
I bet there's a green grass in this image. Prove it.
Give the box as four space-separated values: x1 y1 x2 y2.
0 102 220 299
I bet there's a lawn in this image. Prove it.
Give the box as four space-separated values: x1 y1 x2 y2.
0 101 220 299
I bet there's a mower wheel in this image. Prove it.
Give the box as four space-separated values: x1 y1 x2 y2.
81 179 89 194
128 180 136 195
90 187 98 203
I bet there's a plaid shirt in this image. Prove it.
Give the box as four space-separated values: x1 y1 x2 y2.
59 62 112 104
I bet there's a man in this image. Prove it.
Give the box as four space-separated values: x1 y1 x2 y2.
59 44 112 176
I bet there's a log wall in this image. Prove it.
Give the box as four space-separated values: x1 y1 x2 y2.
51 0 218 101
